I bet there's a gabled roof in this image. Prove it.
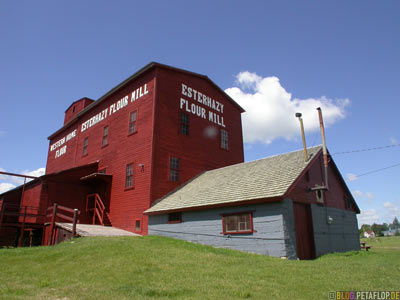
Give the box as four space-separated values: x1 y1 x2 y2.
48 62 244 140
145 146 323 214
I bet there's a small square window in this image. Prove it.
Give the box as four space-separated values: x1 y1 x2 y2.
220 129 229 150
180 113 190 136
129 111 137 134
169 157 179 182
125 163 134 189
82 137 89 156
168 212 182 223
135 220 141 231
344 197 352 209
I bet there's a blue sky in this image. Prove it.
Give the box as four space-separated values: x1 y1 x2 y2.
1 1 399 226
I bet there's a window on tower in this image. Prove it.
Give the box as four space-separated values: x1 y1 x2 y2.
128 111 137 135
125 163 134 189
102 126 109 147
169 157 180 182
180 112 190 136
82 137 89 156
220 129 229 150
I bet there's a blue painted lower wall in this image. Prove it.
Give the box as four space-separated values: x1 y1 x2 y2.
310 204 360 256
148 199 360 259
148 199 298 259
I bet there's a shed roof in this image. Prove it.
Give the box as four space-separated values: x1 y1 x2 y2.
145 146 323 214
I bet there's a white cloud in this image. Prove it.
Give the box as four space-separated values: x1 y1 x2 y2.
0 167 45 191
10 168 45 185
390 137 398 145
357 208 380 225
346 173 358 182
352 190 363 198
383 202 400 220
365 192 374 201
0 183 16 194
225 72 350 144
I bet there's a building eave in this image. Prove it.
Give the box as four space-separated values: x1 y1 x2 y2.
144 196 283 215
48 62 244 141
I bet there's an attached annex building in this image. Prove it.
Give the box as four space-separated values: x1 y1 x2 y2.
146 146 360 259
0 62 360 259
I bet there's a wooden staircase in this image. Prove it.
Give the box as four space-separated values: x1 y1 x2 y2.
86 194 111 226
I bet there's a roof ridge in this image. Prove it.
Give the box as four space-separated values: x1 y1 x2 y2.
203 145 323 175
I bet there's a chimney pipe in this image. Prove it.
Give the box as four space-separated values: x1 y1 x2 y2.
295 112 308 162
317 107 329 190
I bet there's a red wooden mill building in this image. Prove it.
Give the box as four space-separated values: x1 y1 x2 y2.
0 62 360 259
0 62 245 246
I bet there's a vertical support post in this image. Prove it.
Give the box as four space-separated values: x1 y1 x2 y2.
18 206 27 247
49 203 57 246
29 230 33 247
72 208 78 237
0 203 5 230
92 199 96 225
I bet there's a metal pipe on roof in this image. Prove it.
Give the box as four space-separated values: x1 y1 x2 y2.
317 107 329 190
295 112 308 162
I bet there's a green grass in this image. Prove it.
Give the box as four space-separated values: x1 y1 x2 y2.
0 236 399 300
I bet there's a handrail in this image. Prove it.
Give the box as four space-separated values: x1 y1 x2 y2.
45 204 79 223
86 193 105 226
0 203 47 220
48 203 80 246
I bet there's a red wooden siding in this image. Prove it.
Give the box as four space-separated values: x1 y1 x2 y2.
287 152 357 213
150 67 244 203
64 97 95 125
43 63 244 235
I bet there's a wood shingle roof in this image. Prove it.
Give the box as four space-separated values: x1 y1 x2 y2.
145 146 322 214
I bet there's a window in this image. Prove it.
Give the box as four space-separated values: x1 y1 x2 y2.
344 197 352 210
102 126 109 147
169 157 179 182
125 163 134 189
222 212 253 234
135 220 141 231
98 168 106 174
128 111 137 134
72 106 75 113
82 137 89 156
168 212 182 223
305 171 310 182
316 190 324 204
180 112 190 135
220 129 229 150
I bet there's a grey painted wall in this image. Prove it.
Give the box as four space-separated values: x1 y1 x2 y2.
310 204 360 256
148 199 298 259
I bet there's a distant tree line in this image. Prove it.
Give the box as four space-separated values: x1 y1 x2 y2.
359 217 400 237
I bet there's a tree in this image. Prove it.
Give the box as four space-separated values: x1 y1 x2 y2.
392 217 400 230
372 223 388 237
359 224 372 237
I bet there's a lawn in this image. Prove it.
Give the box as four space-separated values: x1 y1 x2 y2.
0 236 399 300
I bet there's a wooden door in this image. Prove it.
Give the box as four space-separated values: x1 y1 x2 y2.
293 202 316 260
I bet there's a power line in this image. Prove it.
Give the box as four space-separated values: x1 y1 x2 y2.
348 162 400 181
332 143 400 155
